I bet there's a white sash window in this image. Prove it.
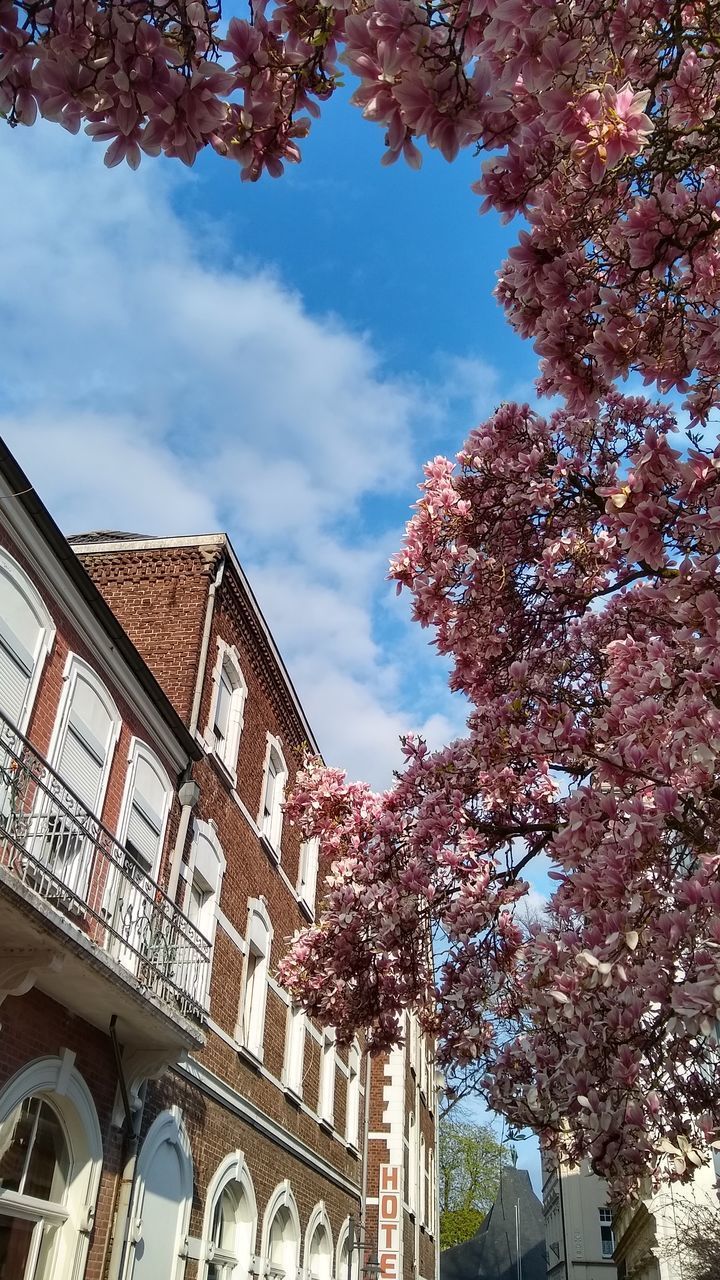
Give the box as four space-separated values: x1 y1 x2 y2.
0 549 54 733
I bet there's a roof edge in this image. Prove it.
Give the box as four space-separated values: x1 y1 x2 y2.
71 533 322 759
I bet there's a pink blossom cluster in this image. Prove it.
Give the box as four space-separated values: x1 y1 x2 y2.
4 0 720 412
280 396 720 1194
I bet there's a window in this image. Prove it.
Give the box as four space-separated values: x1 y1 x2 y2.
36 659 120 899
239 900 271 1058
205 642 247 780
406 1107 419 1215
119 742 172 873
259 737 286 854
345 1043 360 1149
262 1185 300 1280
318 1031 335 1127
204 1153 257 1280
0 1055 102 1280
305 1214 332 1280
183 822 225 1007
207 1183 255 1280
106 743 172 976
0 549 54 734
297 838 319 915
336 1220 359 1280
599 1208 614 1258
282 1004 305 1098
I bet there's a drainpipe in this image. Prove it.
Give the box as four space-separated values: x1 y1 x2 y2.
190 554 225 736
360 1051 373 1273
166 553 224 903
106 1019 147 1280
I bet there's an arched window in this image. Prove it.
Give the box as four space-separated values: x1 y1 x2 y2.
35 657 120 901
262 1184 300 1280
0 1055 102 1280
258 736 287 856
304 1205 333 1280
297 838 319 916
205 641 247 783
184 821 226 1007
318 1030 335 1126
203 1151 257 1280
345 1042 361 1150
237 899 272 1059
109 740 174 976
336 1219 359 1280
118 740 172 876
0 548 54 734
282 1003 305 1098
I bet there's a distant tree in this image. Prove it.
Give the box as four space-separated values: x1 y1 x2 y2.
439 1113 506 1251
659 1191 720 1280
440 1207 484 1253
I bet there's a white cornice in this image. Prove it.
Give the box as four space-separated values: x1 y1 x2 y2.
174 1057 361 1199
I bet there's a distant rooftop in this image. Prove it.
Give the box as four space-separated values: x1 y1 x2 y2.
68 530 154 544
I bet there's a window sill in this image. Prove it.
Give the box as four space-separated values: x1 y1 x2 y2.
318 1116 334 1135
297 896 315 923
345 1139 360 1158
282 1082 303 1106
260 833 281 865
237 1043 264 1070
203 742 238 792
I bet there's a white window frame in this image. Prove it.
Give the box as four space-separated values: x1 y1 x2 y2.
33 656 120 904
257 735 287 858
45 655 121 819
204 640 247 785
184 820 226 1010
201 1150 258 1280
297 837 319 917
282 1003 305 1099
303 1203 333 1280
0 547 55 734
599 1207 614 1258
318 1030 336 1128
335 1218 359 1280
116 738 172 878
0 1054 102 1280
237 898 272 1060
260 1181 300 1280
345 1041 361 1150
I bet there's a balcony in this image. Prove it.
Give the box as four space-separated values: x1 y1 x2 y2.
0 708 209 1051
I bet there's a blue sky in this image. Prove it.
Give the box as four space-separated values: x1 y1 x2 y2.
0 99 545 1187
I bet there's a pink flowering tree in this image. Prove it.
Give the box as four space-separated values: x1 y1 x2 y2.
280 392 720 1195
3 0 720 414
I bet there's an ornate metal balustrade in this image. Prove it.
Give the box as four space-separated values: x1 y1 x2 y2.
0 708 210 1023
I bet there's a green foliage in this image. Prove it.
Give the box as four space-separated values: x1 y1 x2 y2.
438 1110 506 1251
440 1207 485 1251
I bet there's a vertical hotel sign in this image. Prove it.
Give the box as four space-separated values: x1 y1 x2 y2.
378 1165 402 1278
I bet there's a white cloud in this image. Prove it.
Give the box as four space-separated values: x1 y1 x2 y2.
0 125 466 788
5 414 219 535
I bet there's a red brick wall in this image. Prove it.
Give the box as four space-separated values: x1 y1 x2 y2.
75 544 214 723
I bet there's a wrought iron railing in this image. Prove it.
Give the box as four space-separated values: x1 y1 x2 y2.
0 708 210 1024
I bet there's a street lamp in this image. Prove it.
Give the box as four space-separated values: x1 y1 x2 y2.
363 1256 382 1279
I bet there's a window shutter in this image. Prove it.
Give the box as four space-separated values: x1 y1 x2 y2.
126 801 159 866
56 723 104 811
0 634 30 727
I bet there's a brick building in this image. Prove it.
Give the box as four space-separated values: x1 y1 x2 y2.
0 440 438 1280
364 1016 438 1280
